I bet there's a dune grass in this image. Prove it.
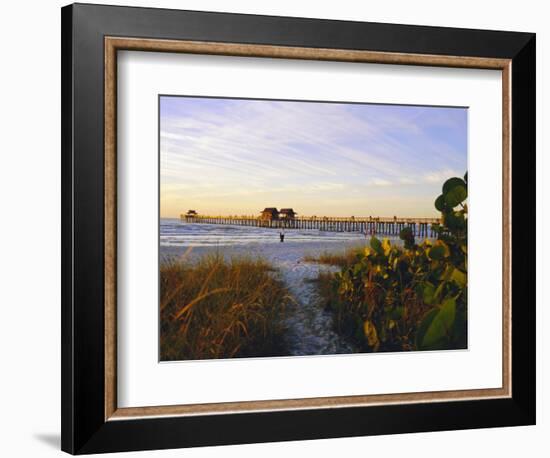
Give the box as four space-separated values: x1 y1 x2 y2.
160 252 290 361
302 247 364 268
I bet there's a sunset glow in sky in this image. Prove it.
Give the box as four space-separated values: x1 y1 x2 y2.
160 96 467 218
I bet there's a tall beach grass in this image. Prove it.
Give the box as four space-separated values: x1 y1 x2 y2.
302 246 364 269
160 252 290 361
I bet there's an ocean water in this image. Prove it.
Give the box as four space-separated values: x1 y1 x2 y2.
160 218 370 247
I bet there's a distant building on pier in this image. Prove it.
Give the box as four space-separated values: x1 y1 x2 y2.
184 209 198 222
279 208 297 220
260 207 280 221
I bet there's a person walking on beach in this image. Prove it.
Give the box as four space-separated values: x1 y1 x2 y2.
279 231 285 242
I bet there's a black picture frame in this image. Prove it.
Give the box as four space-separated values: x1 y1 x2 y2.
61 3 535 454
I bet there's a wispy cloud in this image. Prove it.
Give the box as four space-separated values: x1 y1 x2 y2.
160 97 467 217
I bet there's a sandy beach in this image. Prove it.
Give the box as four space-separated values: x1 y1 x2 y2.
160 238 374 356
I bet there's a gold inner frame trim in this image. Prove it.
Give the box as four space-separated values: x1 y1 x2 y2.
104 36 512 421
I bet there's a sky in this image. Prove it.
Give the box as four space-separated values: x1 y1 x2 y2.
160 96 467 218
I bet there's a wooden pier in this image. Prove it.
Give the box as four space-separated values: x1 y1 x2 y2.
181 210 440 237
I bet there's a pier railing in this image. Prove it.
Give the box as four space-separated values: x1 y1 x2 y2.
181 214 441 237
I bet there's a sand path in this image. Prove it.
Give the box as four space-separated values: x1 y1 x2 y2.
161 240 363 356
264 246 354 356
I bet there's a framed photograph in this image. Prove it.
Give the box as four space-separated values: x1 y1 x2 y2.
61 3 536 454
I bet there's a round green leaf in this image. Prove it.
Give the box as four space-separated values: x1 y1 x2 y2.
417 298 456 350
422 282 436 305
439 264 455 281
382 238 392 256
415 308 438 350
370 236 383 255
443 177 466 194
363 320 380 349
435 194 447 211
428 245 446 261
450 268 467 287
399 226 413 241
444 184 467 207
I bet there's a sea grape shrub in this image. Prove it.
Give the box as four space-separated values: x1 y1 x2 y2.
331 175 467 352
420 173 468 350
